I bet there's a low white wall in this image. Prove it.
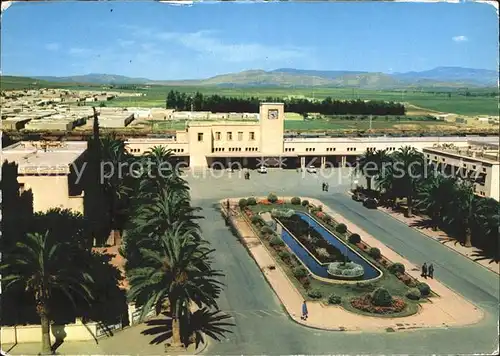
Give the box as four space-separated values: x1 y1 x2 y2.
1 319 98 344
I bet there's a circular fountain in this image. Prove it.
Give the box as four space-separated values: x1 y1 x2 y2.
327 261 365 280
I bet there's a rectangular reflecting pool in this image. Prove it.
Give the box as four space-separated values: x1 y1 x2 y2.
278 212 381 281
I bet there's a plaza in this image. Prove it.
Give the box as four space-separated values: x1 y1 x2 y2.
4 168 498 355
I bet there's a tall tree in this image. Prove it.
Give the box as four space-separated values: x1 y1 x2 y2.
127 229 223 347
417 175 457 230
0 232 94 354
390 146 424 217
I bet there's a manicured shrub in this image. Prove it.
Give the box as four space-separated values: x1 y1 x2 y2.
307 289 323 299
269 236 284 247
278 251 291 261
301 200 310 207
267 193 278 203
348 233 361 244
388 262 405 275
317 205 323 211
336 223 347 234
260 225 274 235
293 266 307 278
370 287 393 307
327 294 342 305
246 197 257 205
369 247 381 259
291 197 301 205
406 288 421 301
417 282 431 297
251 215 263 225
238 198 248 208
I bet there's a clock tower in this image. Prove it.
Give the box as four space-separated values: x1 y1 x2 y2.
259 102 284 155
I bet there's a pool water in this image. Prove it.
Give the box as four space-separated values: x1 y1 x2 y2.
279 212 381 280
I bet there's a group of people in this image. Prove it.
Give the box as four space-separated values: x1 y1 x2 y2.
421 262 434 279
322 182 329 192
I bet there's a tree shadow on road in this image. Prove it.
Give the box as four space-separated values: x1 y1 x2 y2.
141 308 234 348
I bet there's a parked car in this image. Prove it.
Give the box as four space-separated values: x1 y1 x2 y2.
258 166 268 174
363 197 378 209
306 165 317 173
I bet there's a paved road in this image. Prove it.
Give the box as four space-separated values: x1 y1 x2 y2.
186 169 499 355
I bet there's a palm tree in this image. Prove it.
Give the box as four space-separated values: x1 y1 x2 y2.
444 181 483 247
357 149 390 192
127 230 224 348
417 175 457 230
389 146 424 217
356 150 377 191
0 232 94 354
100 135 132 244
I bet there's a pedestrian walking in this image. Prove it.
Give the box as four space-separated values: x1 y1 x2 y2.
325 183 329 192
322 182 326 191
428 263 434 279
301 300 308 320
421 262 428 278
226 199 230 210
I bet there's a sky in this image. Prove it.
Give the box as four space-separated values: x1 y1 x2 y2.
1 1 498 80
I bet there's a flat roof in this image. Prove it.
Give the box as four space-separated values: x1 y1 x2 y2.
423 147 499 165
1 141 87 174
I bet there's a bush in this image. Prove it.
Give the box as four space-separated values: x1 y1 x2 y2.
406 288 421 301
317 205 323 211
238 198 248 208
251 215 263 225
388 262 405 275
370 287 392 307
267 193 278 203
269 236 284 247
278 251 291 261
301 200 310 207
328 294 342 305
260 226 274 235
307 289 323 299
291 197 301 205
417 282 431 297
348 233 361 244
293 266 307 278
246 197 257 205
336 223 347 234
369 247 381 259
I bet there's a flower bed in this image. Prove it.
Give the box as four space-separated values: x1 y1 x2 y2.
278 214 346 263
350 295 407 314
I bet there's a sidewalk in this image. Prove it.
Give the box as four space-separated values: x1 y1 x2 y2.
2 317 206 355
377 206 500 275
226 197 484 332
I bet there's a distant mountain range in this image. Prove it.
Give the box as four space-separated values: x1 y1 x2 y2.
19 66 500 89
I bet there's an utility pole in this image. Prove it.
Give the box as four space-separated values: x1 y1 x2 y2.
369 115 373 131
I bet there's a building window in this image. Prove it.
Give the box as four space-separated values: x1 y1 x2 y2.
215 131 221 140
249 132 255 140
227 132 232 140
472 165 476 169
482 167 487 172
238 132 243 141
198 133 203 142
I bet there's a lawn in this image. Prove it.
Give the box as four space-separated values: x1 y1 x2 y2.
242 201 424 317
284 119 461 131
106 86 498 116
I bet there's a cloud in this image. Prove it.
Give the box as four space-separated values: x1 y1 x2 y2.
452 35 468 42
117 39 135 47
68 47 92 56
127 25 307 63
45 43 60 51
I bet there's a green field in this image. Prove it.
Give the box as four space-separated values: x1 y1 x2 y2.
105 86 498 116
147 118 461 132
1 76 498 116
